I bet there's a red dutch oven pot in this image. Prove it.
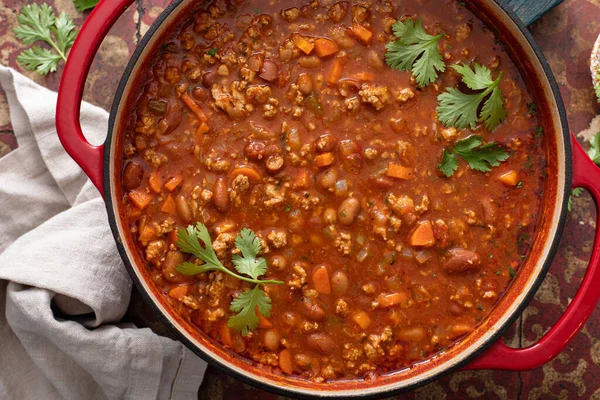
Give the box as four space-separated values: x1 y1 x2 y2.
56 0 600 397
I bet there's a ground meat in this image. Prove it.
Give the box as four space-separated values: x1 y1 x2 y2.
229 174 250 206
396 88 415 103
206 272 225 307
135 115 156 135
246 85 272 104
211 80 252 119
143 149 168 167
386 194 415 216
281 7 300 22
204 307 225 321
267 229 288 248
155 218 175 235
212 232 236 259
455 23 472 42
335 232 352 255
146 240 166 266
264 184 286 208
336 298 349 316
251 351 279 367
288 263 307 289
182 296 200 310
358 84 391 110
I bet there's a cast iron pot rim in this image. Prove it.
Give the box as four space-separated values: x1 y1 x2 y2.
103 0 571 397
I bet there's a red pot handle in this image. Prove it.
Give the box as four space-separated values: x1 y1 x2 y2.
466 132 600 370
56 0 135 197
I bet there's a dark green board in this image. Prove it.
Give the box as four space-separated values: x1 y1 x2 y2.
504 0 564 26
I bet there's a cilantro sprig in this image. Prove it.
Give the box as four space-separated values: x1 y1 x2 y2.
437 63 507 131
385 18 445 88
175 223 283 334
587 133 600 165
13 4 77 75
74 0 100 12
439 135 509 177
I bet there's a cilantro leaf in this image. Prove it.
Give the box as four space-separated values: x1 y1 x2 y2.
439 135 509 177
228 286 272 335
385 18 445 88
73 0 100 12
17 47 63 75
587 133 600 165
568 187 584 212
439 149 458 177
437 63 507 131
232 228 267 280
174 223 283 334
13 4 77 75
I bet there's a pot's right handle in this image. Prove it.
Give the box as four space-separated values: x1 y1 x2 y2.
466 132 600 370
56 0 135 197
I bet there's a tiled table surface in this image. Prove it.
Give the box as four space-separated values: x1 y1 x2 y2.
1 1 599 398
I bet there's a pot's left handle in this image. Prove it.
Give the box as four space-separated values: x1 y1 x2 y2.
466 132 600 370
56 0 136 197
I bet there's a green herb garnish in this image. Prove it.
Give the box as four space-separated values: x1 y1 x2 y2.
74 0 100 12
587 133 600 165
437 63 507 131
385 18 445 88
439 135 509 177
207 47 219 56
175 223 283 335
568 187 583 212
13 4 77 75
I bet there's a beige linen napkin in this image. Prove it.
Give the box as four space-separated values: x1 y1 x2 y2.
0 66 206 400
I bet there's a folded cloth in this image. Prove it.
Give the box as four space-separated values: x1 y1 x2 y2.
0 66 206 400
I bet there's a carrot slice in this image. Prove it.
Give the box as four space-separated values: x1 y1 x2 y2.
230 166 262 182
196 122 210 136
377 292 409 308
499 170 519 186
350 25 373 45
352 311 371 329
164 175 183 192
327 57 344 84
291 33 314 54
148 171 162 193
138 225 156 244
312 266 331 294
352 71 375 81
220 323 233 348
387 164 413 180
315 152 335 167
279 349 293 374
409 220 436 247
128 190 153 210
256 307 274 328
161 195 176 214
168 284 189 300
181 92 208 122
314 38 339 57
294 168 311 189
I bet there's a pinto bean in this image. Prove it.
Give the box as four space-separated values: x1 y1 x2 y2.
302 298 326 321
201 70 217 88
297 73 313 95
319 168 338 189
157 97 183 135
263 329 280 351
314 133 337 153
123 162 143 190
162 250 187 283
330 270 349 294
213 178 230 212
328 1 349 22
175 195 192 223
294 353 313 369
338 197 360 225
266 154 284 172
244 141 266 160
442 248 482 273
259 60 278 82
306 332 336 355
